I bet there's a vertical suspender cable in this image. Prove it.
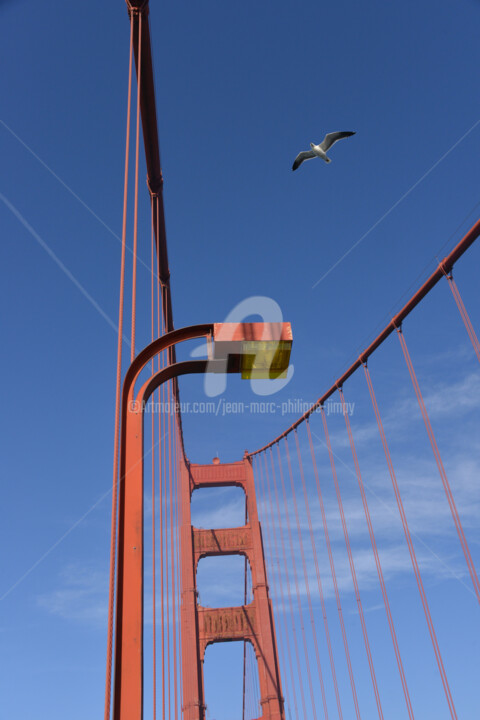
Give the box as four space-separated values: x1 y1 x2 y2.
174 420 183 714
284 436 328 720
337 389 414 719
252 457 268 711
310 412 362 720
168 378 179 720
363 363 457 720
257 454 298 720
259 456 292 720
163 373 170 720
319 411 383 719
296 425 344 720
167 381 173 714
104 18 134 720
151 199 157 719
156 205 166 720
268 447 305 720
250 563 262 717
171 409 178 713
171 399 178 717
260 453 301 720
396 326 480 603
275 444 316 720
445 273 480 363
175 420 184 711
130 11 142 361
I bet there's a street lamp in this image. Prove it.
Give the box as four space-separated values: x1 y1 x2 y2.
212 322 293 379
113 321 292 720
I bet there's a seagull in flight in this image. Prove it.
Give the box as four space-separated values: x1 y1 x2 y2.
292 131 355 171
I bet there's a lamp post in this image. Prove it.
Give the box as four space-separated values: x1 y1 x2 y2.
113 322 292 719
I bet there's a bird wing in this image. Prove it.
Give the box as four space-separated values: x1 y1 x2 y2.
292 150 316 171
319 131 355 152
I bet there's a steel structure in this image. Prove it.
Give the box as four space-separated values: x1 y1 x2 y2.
107 5 289 719
180 457 284 720
250 218 480 455
112 323 289 719
104 3 480 720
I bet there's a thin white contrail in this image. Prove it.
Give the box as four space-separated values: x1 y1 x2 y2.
0 191 130 346
0 118 153 279
312 118 480 289
0 488 112 602
0 430 167 603
0 119 123 242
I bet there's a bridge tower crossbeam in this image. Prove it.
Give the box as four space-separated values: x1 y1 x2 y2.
180 458 285 720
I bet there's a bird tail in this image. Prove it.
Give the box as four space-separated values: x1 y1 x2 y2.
324 157 332 164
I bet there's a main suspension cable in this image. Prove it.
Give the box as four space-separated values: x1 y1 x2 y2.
130 10 143 361
104 18 134 720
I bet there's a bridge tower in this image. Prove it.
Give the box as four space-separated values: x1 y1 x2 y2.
180 456 285 720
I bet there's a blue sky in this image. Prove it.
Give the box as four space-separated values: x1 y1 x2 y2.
0 0 479 718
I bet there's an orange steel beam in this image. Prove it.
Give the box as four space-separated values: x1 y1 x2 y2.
250 217 480 455
113 324 213 720
180 458 285 720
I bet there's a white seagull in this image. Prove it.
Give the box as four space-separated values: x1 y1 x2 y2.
292 131 355 171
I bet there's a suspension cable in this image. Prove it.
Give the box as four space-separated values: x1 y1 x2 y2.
268 447 305 720
168 376 179 720
309 413 362 720
103 18 134 720
151 197 157 719
396 326 480 603
260 454 294 720
319 412 383 718
337 388 414 719
163 372 171 720
256 454 299 720
249 219 480 457
275 444 316 720
284 436 328 720
363 363 457 719
295 425 344 720
445 273 480 363
130 11 143 361
156 208 166 720
175 419 183 715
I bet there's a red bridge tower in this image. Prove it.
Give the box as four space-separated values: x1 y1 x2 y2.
180 457 285 720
